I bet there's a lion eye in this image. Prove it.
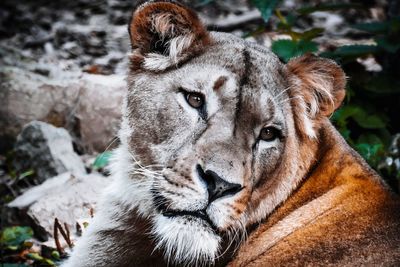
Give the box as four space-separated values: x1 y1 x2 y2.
186 92 204 109
259 127 280 142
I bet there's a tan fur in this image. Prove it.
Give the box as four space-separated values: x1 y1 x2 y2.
229 121 400 266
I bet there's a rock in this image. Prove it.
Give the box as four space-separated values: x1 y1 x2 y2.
13 121 86 182
0 66 81 152
378 133 400 192
0 66 125 153
75 74 125 152
388 134 400 157
7 172 110 241
53 17 108 59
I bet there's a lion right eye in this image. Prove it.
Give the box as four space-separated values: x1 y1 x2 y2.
259 127 281 142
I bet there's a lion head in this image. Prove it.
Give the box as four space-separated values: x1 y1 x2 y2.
112 1 346 265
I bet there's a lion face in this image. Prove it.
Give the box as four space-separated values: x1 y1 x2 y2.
119 1 345 265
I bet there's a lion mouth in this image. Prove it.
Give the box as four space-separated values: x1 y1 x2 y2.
163 209 207 220
152 191 219 232
162 209 218 232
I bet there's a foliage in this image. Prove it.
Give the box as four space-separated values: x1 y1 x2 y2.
1 226 33 248
92 151 113 171
251 0 281 22
0 226 58 266
271 39 317 62
250 1 400 186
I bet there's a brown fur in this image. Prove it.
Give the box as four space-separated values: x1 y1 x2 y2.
287 54 346 116
128 1 211 70
287 54 347 139
229 121 400 266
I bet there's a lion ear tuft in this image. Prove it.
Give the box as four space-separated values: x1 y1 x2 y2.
286 54 346 138
128 1 211 71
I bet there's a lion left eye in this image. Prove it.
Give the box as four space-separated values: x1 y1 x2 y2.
259 127 280 142
185 92 204 109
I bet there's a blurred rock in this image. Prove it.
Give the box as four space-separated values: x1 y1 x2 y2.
107 0 133 25
378 133 400 192
7 172 110 240
53 16 108 60
389 134 400 157
0 66 81 152
13 121 86 182
0 66 125 153
75 74 125 152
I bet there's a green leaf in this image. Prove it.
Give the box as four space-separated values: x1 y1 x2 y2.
352 112 386 129
271 39 318 62
252 0 281 22
22 240 33 248
357 133 385 146
389 17 400 33
297 3 364 15
352 22 389 33
321 45 379 60
43 258 56 266
26 253 55 266
194 0 214 7
6 245 19 251
282 28 324 41
364 75 400 94
331 105 360 127
92 151 113 170
376 37 400 53
355 143 384 165
26 253 44 261
0 226 33 247
301 28 324 40
51 250 60 260
295 40 318 54
272 39 296 62
332 105 387 129
18 169 34 180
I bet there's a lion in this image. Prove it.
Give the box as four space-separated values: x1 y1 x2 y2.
62 1 400 266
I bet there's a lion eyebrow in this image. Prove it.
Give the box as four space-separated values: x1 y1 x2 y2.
213 76 228 91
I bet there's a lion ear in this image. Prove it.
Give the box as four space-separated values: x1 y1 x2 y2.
128 1 211 71
286 54 346 138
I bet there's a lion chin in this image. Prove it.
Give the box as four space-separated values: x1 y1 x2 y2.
152 213 221 266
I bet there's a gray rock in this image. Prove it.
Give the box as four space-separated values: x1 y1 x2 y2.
389 133 400 157
75 74 125 152
8 172 110 241
0 66 82 152
13 121 86 182
378 133 400 192
0 66 125 153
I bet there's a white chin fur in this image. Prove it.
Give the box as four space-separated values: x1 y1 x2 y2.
152 214 221 266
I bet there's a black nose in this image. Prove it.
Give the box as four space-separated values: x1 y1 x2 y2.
197 165 242 203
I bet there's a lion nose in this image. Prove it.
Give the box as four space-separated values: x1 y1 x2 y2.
196 164 242 203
